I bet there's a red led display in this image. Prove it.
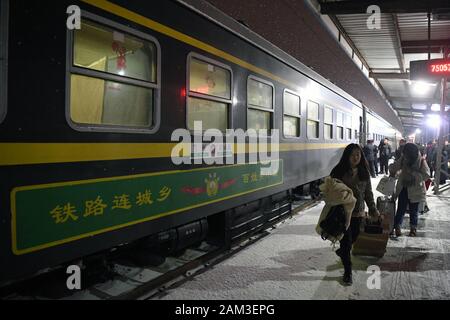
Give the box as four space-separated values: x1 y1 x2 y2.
429 61 450 75
411 58 450 81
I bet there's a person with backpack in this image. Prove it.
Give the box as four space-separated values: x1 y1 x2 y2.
329 144 380 285
389 143 430 237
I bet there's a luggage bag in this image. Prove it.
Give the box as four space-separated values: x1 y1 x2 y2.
352 219 389 258
376 196 396 232
352 197 395 258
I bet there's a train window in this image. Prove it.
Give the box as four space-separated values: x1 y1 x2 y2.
247 77 274 133
346 114 352 140
187 97 228 131
0 0 8 123
190 58 231 100
324 106 333 140
71 74 153 127
74 21 157 83
187 54 232 131
68 16 161 133
248 78 273 110
283 91 301 138
248 109 271 132
337 127 344 140
336 111 344 140
307 101 320 139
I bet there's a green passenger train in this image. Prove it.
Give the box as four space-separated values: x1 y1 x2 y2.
0 0 401 284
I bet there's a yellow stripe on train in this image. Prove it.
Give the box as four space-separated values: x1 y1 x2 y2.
0 143 347 166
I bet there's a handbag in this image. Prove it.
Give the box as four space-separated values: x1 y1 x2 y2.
364 218 383 234
319 205 346 241
376 176 396 196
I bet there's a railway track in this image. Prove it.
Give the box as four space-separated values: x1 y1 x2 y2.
1 199 320 300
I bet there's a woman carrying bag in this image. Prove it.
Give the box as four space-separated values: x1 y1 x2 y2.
389 143 430 237
329 144 380 285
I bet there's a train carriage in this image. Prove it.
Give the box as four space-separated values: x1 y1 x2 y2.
0 0 400 284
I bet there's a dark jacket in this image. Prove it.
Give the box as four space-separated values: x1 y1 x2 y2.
332 169 378 218
441 150 449 182
380 143 392 159
363 144 376 161
426 145 436 165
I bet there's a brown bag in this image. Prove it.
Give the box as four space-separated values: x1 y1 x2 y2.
352 211 390 258
352 232 389 258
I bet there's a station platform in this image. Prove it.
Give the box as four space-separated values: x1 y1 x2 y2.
157 176 450 300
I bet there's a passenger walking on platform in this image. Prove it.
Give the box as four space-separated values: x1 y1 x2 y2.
374 142 380 175
330 144 380 285
389 143 430 237
445 140 450 175
363 140 377 178
425 141 436 177
419 147 430 215
433 148 449 184
379 138 392 175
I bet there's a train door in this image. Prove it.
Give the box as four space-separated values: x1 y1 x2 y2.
359 116 363 145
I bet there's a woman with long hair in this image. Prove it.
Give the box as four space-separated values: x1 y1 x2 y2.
330 144 380 285
389 143 430 237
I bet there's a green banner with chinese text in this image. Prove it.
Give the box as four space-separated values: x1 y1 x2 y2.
12 161 283 255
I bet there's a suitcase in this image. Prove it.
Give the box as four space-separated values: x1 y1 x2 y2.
376 196 396 232
352 206 392 258
352 231 389 258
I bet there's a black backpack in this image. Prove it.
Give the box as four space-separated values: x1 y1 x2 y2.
320 205 346 241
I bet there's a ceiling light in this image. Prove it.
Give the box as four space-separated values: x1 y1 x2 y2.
426 114 441 128
431 104 441 111
412 81 434 95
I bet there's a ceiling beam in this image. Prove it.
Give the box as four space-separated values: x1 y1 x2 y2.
397 109 432 115
328 14 401 119
390 96 440 104
398 115 425 119
370 72 409 80
319 0 450 14
402 40 450 48
328 15 371 72
392 14 406 73
403 47 443 54
396 111 450 118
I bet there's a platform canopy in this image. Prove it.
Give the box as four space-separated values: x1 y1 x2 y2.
319 0 450 137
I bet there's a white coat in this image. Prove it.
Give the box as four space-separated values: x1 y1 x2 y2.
389 154 430 203
316 176 356 242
